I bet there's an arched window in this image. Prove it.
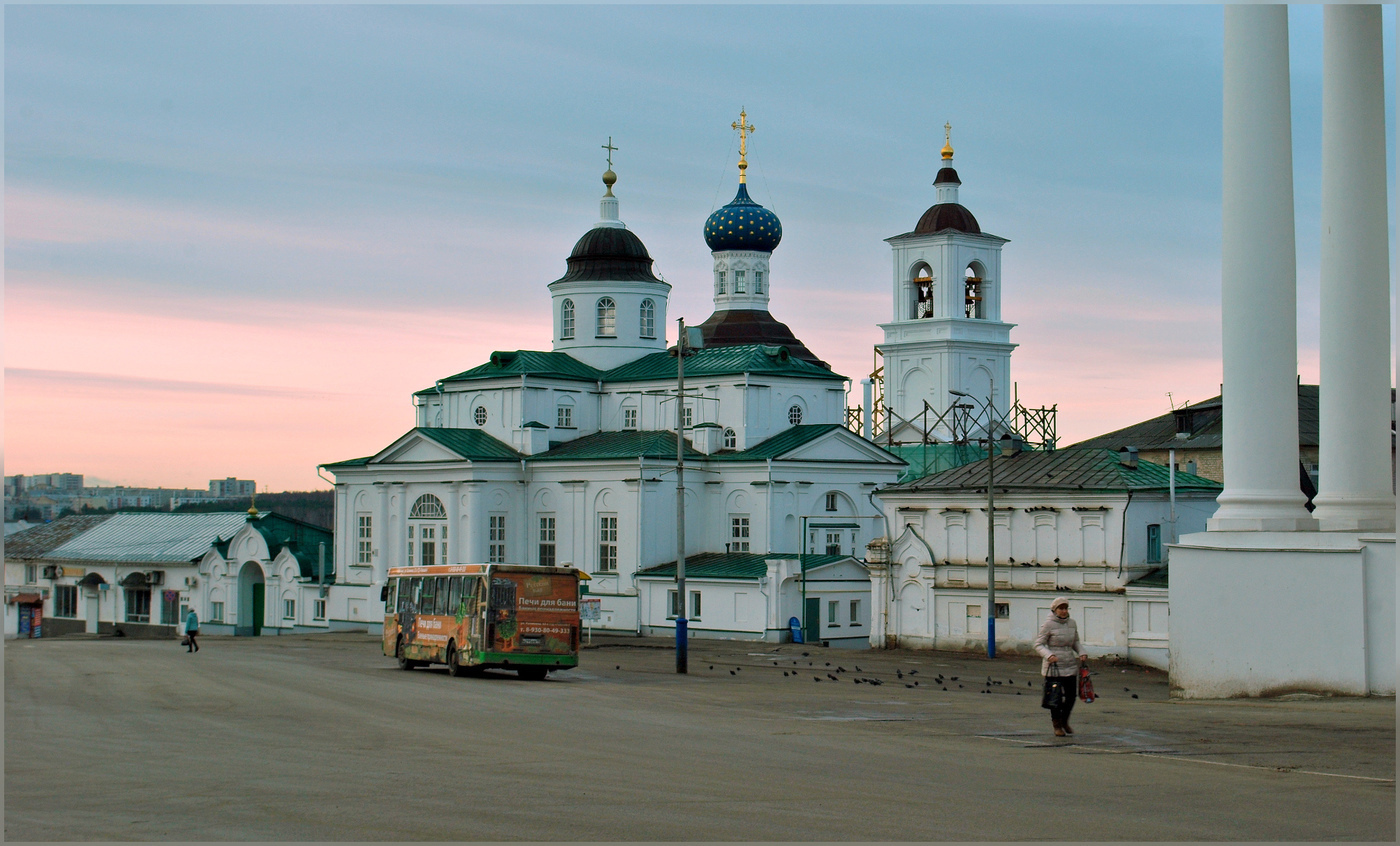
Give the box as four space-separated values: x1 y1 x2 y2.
640 299 655 338
596 297 616 337
723 427 737 449
560 299 575 339
474 406 487 426
788 404 804 425
410 494 446 519
912 262 934 320
964 263 985 320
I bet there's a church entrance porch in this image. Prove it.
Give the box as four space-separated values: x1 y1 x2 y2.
236 561 265 636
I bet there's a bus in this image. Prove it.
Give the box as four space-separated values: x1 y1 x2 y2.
381 564 582 680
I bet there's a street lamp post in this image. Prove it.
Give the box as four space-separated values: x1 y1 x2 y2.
674 318 701 674
951 381 998 659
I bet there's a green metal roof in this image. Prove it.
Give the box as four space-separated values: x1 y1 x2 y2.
883 447 1224 494
710 424 848 461
212 512 336 582
320 456 373 470
1128 567 1168 588
414 428 524 460
421 350 604 392
636 552 853 580
533 430 702 462
601 344 845 383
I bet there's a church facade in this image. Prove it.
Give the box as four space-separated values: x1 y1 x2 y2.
320 125 905 637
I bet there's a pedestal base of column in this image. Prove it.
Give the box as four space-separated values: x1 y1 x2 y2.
1208 490 1317 532
1312 494 1397 532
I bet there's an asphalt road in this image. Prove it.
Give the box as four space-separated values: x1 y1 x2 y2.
5 632 1394 841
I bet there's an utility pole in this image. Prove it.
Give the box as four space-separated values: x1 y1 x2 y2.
953 379 998 659
675 318 691 674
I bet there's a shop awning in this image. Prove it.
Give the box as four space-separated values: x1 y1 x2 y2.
8 593 41 605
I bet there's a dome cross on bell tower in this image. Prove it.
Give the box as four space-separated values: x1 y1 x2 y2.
732 109 755 183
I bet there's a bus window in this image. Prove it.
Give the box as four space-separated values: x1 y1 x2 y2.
435 576 450 616
448 576 462 616
490 577 517 612
420 577 436 614
383 580 396 607
399 578 417 614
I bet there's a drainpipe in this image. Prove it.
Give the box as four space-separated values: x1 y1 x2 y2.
1117 492 1133 579
434 380 446 428
868 489 895 648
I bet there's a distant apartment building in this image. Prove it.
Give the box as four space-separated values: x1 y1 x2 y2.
210 478 256 498
5 474 83 496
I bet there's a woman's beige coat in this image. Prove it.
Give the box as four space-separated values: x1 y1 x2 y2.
1033 614 1083 677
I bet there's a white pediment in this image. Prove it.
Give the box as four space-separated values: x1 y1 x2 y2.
782 429 906 464
375 434 466 464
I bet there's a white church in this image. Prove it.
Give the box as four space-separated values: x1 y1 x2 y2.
320 119 907 639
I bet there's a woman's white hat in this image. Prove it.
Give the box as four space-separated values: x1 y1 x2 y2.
1050 596 1070 610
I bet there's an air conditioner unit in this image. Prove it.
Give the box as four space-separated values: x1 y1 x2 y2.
184 576 198 588
42 565 59 580
147 570 165 586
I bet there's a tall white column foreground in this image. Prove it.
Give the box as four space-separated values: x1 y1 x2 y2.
1312 4 1396 531
1211 5 1316 532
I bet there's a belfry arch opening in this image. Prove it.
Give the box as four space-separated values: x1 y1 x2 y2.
911 261 934 319
964 262 986 319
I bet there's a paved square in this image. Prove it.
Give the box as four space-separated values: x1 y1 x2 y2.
6 633 1394 840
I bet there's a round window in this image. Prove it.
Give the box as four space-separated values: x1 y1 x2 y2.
788 405 803 425
474 406 487 426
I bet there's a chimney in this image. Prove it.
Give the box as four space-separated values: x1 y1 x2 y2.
1118 446 1139 469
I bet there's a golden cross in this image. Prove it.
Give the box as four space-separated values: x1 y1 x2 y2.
945 122 951 146
602 136 618 169
732 109 755 182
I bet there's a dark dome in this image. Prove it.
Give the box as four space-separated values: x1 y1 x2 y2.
934 167 961 185
704 183 782 253
914 203 981 235
553 226 663 284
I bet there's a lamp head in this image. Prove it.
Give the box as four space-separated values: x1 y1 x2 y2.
949 390 969 398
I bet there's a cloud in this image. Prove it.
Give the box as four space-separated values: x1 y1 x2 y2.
5 368 327 399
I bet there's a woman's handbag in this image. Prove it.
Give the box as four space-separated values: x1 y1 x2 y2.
180 636 190 646
1078 662 1096 703
1041 675 1066 710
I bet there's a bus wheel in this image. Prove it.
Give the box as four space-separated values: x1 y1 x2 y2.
446 642 466 678
517 666 548 681
396 638 414 671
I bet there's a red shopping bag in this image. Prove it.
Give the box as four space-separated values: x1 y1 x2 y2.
1078 662 1095 703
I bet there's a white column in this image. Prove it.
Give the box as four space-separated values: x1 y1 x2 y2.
1312 4 1396 532
448 481 462 563
1210 4 1316 532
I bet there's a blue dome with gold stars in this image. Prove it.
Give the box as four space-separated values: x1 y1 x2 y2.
703 183 782 253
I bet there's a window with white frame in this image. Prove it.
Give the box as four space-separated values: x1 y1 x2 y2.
489 515 507 563
754 270 764 293
557 402 574 429
284 598 296 620
788 404 804 425
211 601 225 623
825 492 838 512
668 589 680 618
474 405 488 426
825 531 842 555
640 299 655 338
124 589 151 623
828 599 839 625
682 405 694 429
730 515 750 552
849 598 860 624
410 494 445 519
722 427 737 449
357 514 373 563
690 591 701 620
419 525 437 567
622 407 638 430
538 515 556 567
734 270 746 293
314 599 326 621
561 299 575 339
598 514 618 572
407 524 414 565
596 298 616 337
716 271 726 295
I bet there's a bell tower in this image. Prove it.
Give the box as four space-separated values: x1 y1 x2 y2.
876 126 1016 440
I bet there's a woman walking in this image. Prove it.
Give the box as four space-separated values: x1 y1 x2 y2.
1034 596 1085 736
185 607 200 653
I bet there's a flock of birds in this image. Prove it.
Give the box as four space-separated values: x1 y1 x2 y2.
613 652 1141 699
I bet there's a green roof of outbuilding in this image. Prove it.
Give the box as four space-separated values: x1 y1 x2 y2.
883 447 1223 494
1128 567 1168 588
212 511 336 582
533 430 702 462
602 343 845 382
637 552 853 580
320 456 373 470
420 350 604 392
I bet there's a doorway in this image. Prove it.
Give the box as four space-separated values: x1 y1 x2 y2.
237 561 266 636
804 597 820 644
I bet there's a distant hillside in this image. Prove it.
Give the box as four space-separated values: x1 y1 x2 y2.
173 490 334 530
